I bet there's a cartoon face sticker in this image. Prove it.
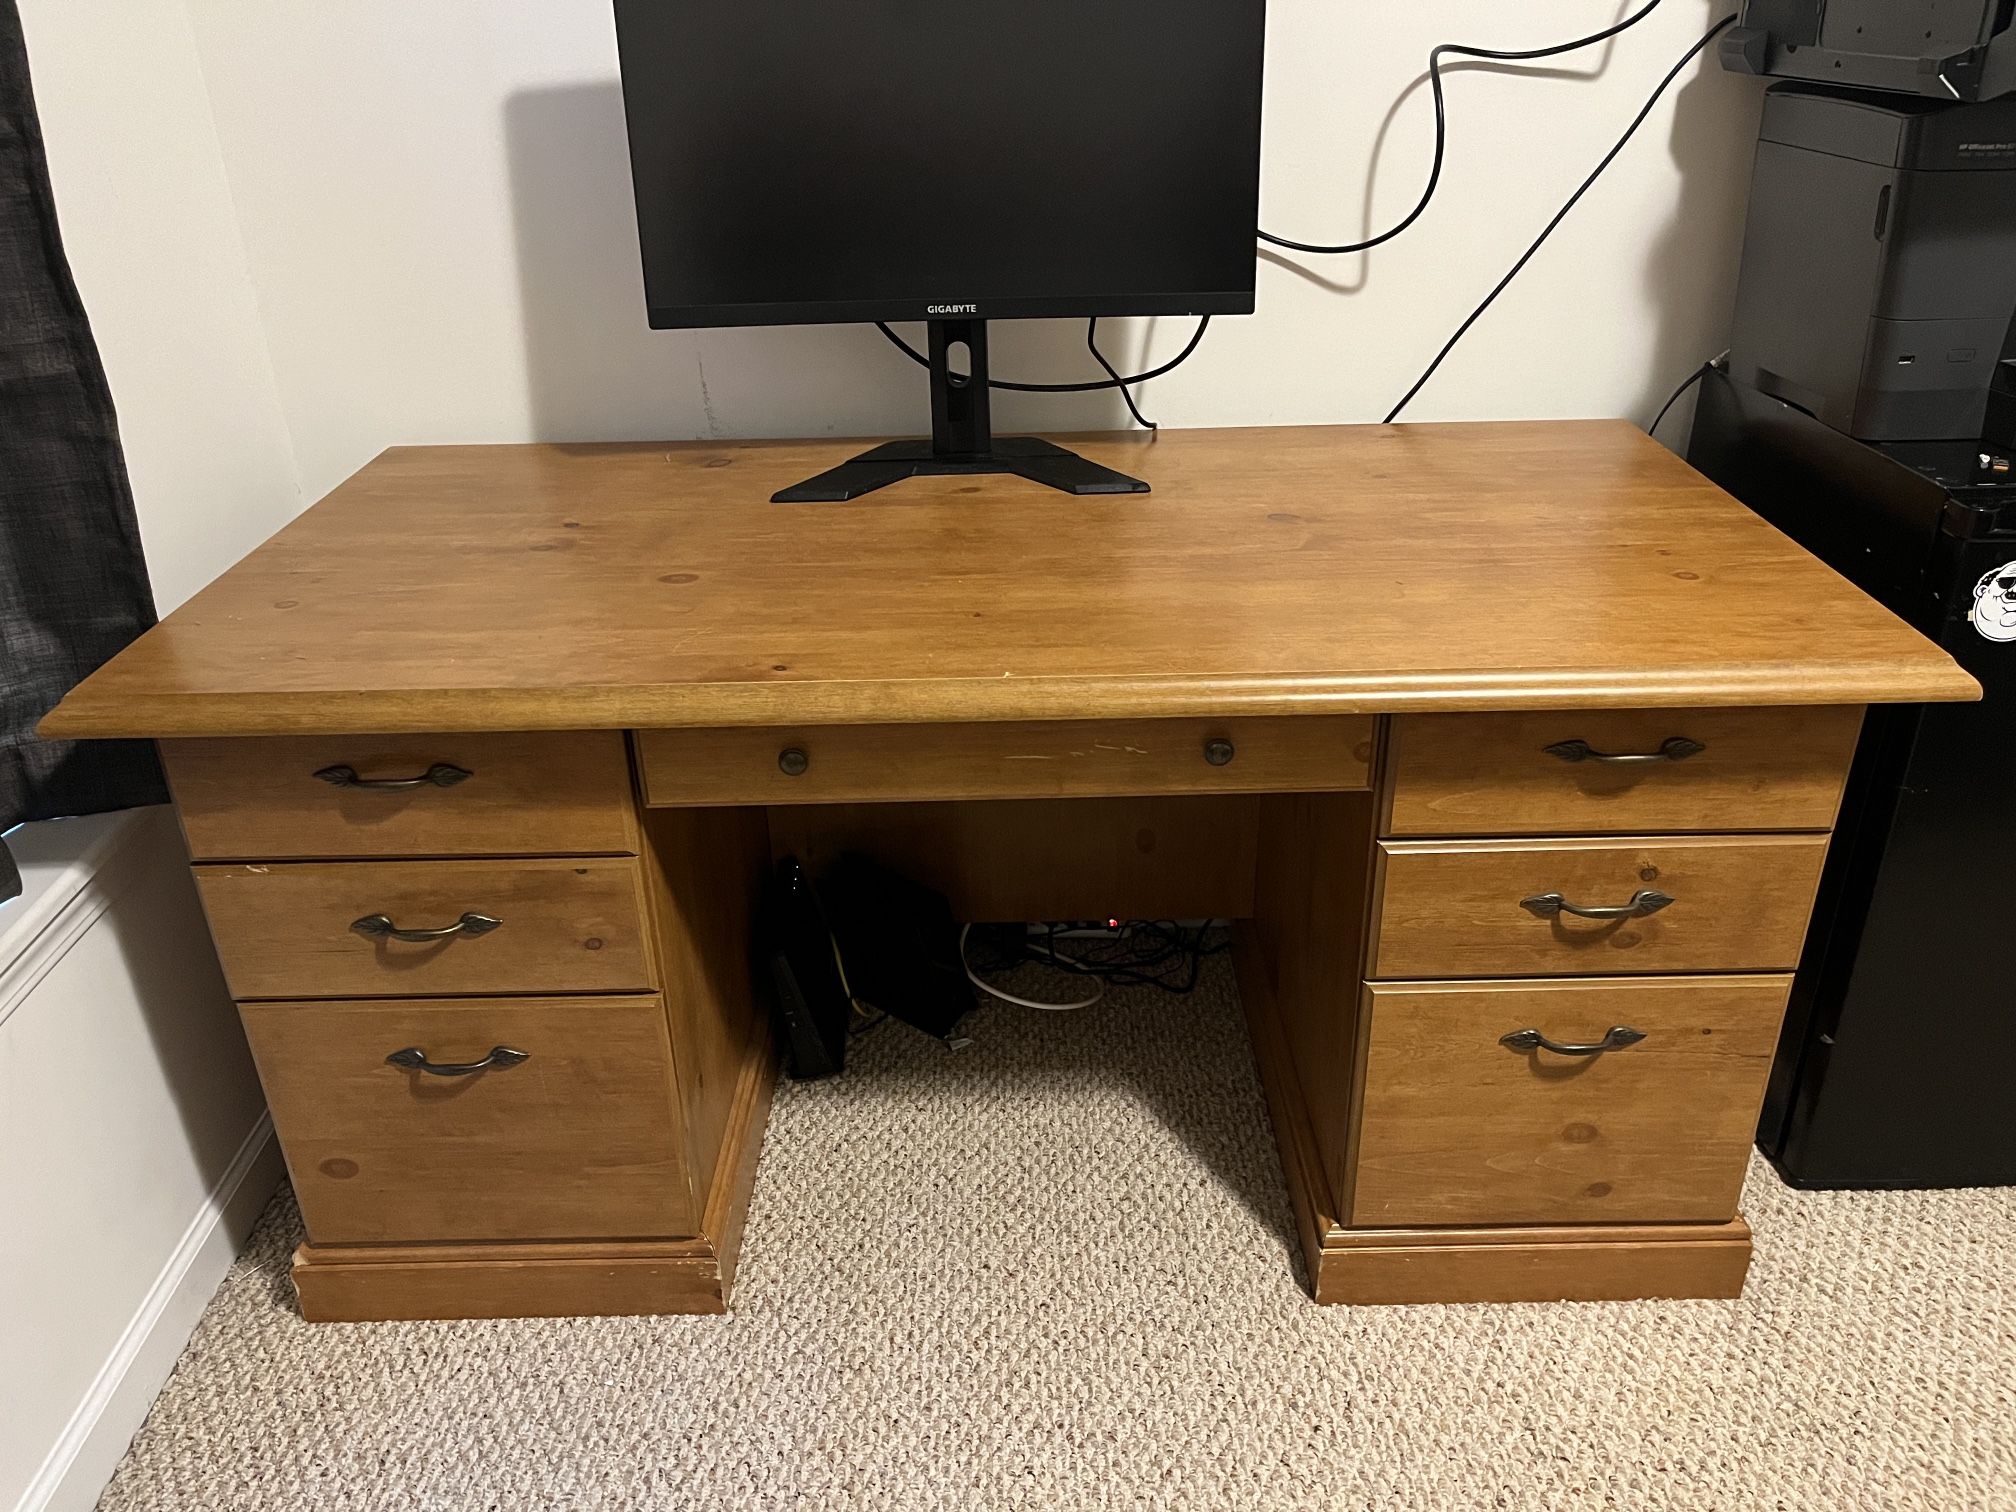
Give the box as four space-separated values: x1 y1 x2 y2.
1973 562 2016 642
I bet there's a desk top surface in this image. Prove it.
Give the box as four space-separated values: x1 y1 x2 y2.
42 421 1977 738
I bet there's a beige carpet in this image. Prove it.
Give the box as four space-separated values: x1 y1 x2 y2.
99 957 2015 1511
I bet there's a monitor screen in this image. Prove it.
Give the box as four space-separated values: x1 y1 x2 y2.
612 0 1266 329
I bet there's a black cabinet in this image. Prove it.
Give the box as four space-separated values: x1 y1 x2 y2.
1691 371 2016 1189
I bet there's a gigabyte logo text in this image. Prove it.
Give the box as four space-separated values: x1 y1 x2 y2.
926 303 978 314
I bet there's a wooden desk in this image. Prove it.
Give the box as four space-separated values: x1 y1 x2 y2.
43 422 1976 1320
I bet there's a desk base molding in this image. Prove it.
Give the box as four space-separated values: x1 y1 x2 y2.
292 1239 732 1322
1313 1219 1752 1307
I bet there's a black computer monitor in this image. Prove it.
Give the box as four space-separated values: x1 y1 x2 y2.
612 0 1266 501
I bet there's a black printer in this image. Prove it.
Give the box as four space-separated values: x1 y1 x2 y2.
1727 83 2016 446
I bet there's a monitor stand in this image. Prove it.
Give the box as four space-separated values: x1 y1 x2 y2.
771 319 1151 503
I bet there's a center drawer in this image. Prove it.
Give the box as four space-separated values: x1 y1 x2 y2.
1350 975 1791 1226
240 994 696 1243
194 858 656 1000
636 715 1376 806
1370 833 1829 980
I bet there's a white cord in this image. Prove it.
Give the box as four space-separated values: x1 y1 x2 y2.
959 923 1104 1012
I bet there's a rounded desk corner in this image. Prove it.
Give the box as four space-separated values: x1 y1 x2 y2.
34 700 91 741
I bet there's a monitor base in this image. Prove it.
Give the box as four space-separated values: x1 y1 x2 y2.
772 437 1148 503
771 317 1152 504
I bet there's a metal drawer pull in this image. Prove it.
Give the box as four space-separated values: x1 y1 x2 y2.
1203 737 1236 767
777 747 810 776
1542 736 1704 765
1520 889 1674 920
351 911 502 942
314 762 471 790
1500 1026 1647 1057
385 1045 529 1076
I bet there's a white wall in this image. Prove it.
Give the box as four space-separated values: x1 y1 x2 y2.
177 0 1764 504
6 5 296 1509
24 0 301 611
0 812 281 1512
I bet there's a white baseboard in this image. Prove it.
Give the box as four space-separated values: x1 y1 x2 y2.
12 1114 283 1512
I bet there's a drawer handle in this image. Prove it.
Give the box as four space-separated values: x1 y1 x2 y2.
1542 737 1704 765
778 747 810 777
1520 889 1674 921
1500 1026 1647 1057
314 762 472 791
1203 738 1236 767
385 1045 529 1076
351 911 502 942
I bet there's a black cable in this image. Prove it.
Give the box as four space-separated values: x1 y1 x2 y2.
1384 13 1737 425
1649 359 1715 438
1260 0 1669 256
1027 924 1184 982
1088 318 1157 429
1006 919 1225 995
873 314 1211 394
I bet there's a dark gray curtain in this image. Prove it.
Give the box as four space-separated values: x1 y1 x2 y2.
1 0 167 902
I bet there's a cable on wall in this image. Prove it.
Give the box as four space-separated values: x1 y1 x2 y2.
1649 356 1724 438
1383 13 1738 424
869 5 1714 426
874 315 1211 396
1259 0 1670 256
1088 319 1158 429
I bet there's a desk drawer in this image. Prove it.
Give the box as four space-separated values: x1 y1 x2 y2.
1350 975 1790 1226
1383 707 1862 837
162 732 638 860
636 716 1376 806
195 858 655 999
1370 833 1828 980
241 994 695 1243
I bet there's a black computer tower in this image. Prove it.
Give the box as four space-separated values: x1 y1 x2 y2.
1690 371 2016 1188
